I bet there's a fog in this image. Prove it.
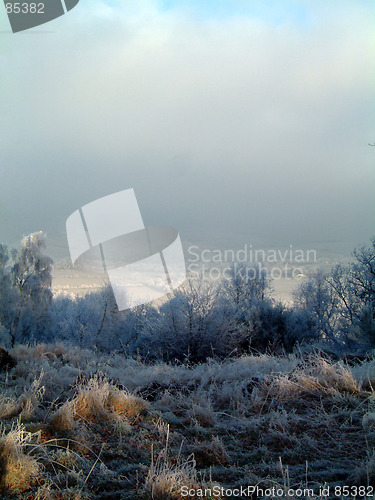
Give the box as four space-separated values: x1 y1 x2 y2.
0 0 374 258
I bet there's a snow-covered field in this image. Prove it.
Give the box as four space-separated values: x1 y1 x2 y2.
52 269 303 305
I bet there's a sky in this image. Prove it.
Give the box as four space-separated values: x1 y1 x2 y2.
0 0 374 259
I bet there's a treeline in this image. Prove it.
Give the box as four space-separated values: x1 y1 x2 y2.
0 232 374 363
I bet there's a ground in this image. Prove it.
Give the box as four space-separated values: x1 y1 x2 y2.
0 343 374 499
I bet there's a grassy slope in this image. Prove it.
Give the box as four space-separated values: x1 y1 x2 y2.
0 344 375 499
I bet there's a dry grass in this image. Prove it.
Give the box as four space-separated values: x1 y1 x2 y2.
188 436 229 466
144 433 223 500
0 371 45 421
49 375 149 434
144 450 198 500
71 375 148 423
105 390 148 419
260 354 360 403
0 422 40 493
50 402 76 433
0 343 373 498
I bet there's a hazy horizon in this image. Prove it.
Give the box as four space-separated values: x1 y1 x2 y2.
1 0 374 261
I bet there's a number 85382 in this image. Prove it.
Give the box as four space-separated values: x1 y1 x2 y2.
5 3 45 14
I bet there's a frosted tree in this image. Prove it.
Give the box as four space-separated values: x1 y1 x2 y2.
223 262 271 308
293 237 375 352
0 244 15 345
9 232 53 346
293 269 339 346
351 237 375 307
345 237 375 346
136 278 238 363
51 284 135 351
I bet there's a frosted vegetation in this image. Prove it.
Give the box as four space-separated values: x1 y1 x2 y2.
1 233 374 360
0 233 374 498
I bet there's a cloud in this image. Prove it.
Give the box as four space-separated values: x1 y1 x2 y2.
0 0 374 255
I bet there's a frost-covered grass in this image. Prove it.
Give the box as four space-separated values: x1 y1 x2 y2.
0 343 374 498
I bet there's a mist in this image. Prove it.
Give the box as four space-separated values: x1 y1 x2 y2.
0 0 374 258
